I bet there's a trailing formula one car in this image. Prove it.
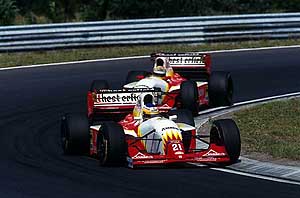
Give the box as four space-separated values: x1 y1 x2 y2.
62 93 241 168
87 52 233 120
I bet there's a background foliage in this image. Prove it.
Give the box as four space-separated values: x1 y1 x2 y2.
0 0 18 25
1 0 300 25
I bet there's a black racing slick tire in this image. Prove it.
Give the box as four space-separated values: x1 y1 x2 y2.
97 121 126 166
90 80 109 92
180 80 199 116
169 109 195 153
210 119 241 165
125 70 150 84
61 113 90 155
169 109 195 127
208 72 233 107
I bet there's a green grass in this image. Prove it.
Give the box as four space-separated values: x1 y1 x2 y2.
1 39 300 67
233 98 300 161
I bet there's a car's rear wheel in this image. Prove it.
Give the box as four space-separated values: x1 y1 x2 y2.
208 72 233 107
61 113 90 155
180 80 199 115
97 121 126 166
125 70 150 84
210 119 241 165
90 80 109 92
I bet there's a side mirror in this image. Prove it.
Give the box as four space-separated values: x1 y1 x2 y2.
169 115 177 121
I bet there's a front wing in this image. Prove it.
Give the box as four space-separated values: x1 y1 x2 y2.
126 140 230 168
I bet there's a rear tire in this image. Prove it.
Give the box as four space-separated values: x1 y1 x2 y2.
97 122 126 166
208 72 233 107
61 113 90 155
210 119 241 164
90 80 109 92
125 71 150 84
180 80 199 115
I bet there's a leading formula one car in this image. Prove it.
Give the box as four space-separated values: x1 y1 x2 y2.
87 52 233 121
62 93 241 168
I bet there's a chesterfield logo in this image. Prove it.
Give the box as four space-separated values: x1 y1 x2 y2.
169 56 205 65
95 93 140 104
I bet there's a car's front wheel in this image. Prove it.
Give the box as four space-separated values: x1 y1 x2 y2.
210 119 241 165
169 109 195 127
169 109 195 153
97 121 126 166
208 72 233 107
180 80 199 115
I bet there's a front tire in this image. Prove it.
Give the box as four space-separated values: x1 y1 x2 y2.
97 122 126 166
169 109 195 153
169 109 195 127
208 72 233 107
180 80 199 115
61 113 90 155
210 119 241 164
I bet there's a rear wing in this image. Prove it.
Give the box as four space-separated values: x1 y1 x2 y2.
151 52 211 81
87 88 161 117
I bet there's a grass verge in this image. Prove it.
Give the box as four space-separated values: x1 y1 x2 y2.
233 98 300 161
1 39 300 68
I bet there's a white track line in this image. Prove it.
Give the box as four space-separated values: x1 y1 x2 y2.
234 92 300 106
0 55 147 71
189 163 300 185
201 44 300 54
210 167 300 186
1 45 300 71
198 92 300 115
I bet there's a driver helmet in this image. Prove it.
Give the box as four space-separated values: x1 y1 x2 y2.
142 94 159 119
153 57 169 76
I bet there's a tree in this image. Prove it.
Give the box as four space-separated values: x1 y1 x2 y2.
0 0 18 25
80 0 110 21
56 0 80 21
47 0 82 22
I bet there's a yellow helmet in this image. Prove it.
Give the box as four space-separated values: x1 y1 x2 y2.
133 93 159 120
141 94 159 119
142 103 159 119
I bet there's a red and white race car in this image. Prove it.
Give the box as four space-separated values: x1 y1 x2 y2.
87 52 233 120
62 93 241 168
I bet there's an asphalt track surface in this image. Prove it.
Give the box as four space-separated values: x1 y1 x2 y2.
1 48 300 198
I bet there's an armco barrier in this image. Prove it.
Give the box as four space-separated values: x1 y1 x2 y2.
1 12 300 52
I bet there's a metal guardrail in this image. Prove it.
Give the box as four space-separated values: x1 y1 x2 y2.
1 12 300 52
